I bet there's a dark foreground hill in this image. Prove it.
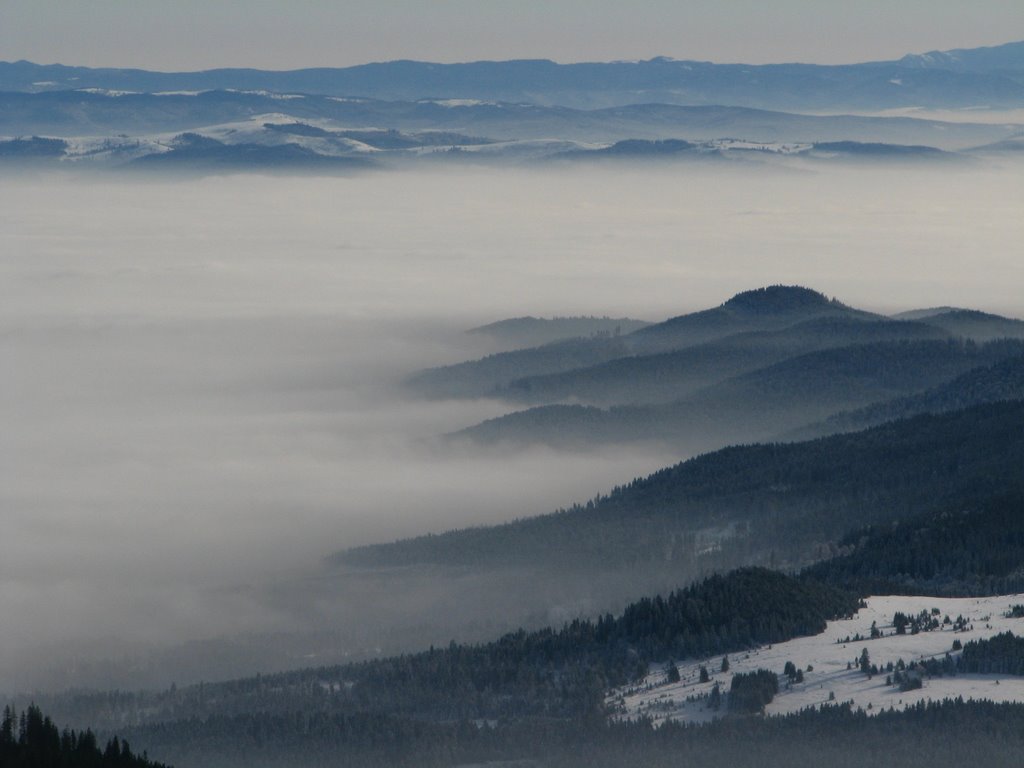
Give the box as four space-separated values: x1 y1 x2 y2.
108 700 1024 768
31 561 1024 768
805 493 1024 596
0 705 168 768
33 569 857 730
32 568 867 768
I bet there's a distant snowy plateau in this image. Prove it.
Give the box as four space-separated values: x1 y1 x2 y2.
4 40 1024 169
612 593 1024 724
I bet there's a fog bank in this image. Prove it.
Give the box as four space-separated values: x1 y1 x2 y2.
2 163 1022 691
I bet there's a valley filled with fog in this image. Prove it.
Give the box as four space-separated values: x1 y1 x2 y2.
2 161 1023 691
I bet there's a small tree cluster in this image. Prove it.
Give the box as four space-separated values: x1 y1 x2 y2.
729 670 779 714
0 705 168 768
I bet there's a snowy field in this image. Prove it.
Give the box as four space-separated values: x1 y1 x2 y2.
610 593 1024 724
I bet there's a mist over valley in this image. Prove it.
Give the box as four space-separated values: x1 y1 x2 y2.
5 28 1024 768
3 160 1023 692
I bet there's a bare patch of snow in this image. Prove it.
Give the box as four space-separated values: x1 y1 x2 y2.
75 88 139 97
420 99 495 108
610 593 1024 725
225 89 306 100
59 136 170 163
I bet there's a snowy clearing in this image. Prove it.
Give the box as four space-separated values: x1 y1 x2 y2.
609 593 1024 725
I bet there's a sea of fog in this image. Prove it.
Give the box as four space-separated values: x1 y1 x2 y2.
2 162 1022 691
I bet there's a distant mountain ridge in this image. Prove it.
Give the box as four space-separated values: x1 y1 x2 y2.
410 286 879 399
4 40 1024 111
468 315 651 350
410 286 1024 404
454 338 1024 449
626 286 872 352
416 287 1024 450
2 91 1015 152
899 40 1024 72
499 316 949 407
4 42 1021 171
790 354 1024 440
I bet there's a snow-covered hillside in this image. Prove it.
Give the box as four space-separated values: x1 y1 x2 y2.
610 593 1024 724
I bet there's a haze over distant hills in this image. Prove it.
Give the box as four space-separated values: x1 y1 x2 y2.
406 286 1024 452
4 40 1024 110
2 41 1023 170
26 391 1024 767
7 33 1024 768
340 399 1024 577
410 287 901 399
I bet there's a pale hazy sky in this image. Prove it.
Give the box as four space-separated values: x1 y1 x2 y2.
1 0 1022 70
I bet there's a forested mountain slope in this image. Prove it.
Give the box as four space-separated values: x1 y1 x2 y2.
792 354 1024 439
407 335 632 399
922 309 1024 341
628 286 876 352
804 493 1024 596
0 705 168 768
467 316 651 350
341 400 1024 574
408 286 875 399
31 569 857 740
454 339 1024 449
32 563 1024 768
499 316 948 406
111 700 1024 768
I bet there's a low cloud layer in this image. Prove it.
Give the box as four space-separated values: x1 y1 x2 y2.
1 162 1022 691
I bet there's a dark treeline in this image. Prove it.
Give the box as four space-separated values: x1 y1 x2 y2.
0 705 168 768
458 338 1024 449
340 400 1024 574
795 353 1024 439
498 316 949 407
924 309 1024 343
728 669 780 713
119 699 1024 768
467 315 651 350
413 286 868 398
609 568 860 660
426 285 1024 409
407 335 632 399
804 494 1024 595
913 631 1024 680
33 569 857 732
25 523 1024 767
959 633 1024 676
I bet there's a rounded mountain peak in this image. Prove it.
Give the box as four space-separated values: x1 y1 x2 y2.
722 285 838 314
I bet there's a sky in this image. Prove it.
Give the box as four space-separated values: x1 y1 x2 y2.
1 0 1022 70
